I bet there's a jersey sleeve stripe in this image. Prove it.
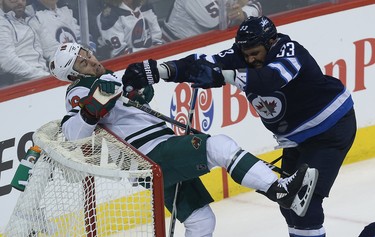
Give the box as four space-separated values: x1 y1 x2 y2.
267 62 294 83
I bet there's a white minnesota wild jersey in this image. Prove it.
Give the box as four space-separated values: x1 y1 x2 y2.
61 73 173 155
27 5 81 62
96 2 163 58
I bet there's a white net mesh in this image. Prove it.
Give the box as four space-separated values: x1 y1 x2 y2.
4 120 164 237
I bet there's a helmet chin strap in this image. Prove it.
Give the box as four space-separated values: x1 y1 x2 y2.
267 37 279 51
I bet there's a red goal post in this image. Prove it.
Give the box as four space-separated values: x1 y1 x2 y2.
4 120 166 237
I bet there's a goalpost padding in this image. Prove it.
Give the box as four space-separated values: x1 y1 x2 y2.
4 120 165 237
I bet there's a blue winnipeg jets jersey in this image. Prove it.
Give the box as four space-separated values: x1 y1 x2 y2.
210 33 353 146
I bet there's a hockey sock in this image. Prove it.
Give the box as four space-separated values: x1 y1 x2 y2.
288 226 326 237
183 205 215 237
227 150 277 192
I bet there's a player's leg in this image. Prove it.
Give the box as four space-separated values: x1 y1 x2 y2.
206 134 276 191
183 205 216 237
280 194 326 237
280 109 356 236
206 134 317 213
147 134 215 236
358 222 375 237
162 179 215 237
283 146 351 236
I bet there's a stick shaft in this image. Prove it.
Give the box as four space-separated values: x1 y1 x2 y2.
265 162 290 177
185 88 198 135
120 96 203 134
169 88 199 237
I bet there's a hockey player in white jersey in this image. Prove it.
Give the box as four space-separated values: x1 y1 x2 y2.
26 0 96 63
162 0 262 42
0 0 49 87
49 42 318 237
96 0 163 59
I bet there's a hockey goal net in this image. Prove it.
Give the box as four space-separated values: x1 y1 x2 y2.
4 120 165 237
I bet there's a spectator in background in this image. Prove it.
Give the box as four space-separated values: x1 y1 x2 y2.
261 0 329 16
57 0 104 59
26 0 96 63
0 0 50 88
96 0 164 60
161 0 262 42
0 0 4 15
227 0 262 27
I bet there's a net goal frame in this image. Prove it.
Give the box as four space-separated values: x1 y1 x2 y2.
4 120 166 237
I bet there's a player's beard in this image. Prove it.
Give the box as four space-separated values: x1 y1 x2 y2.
95 64 106 77
248 60 264 69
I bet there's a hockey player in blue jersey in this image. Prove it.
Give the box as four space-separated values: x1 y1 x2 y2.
122 15 357 237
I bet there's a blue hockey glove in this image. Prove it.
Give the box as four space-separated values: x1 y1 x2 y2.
160 55 225 89
189 58 226 89
79 79 122 124
122 59 160 92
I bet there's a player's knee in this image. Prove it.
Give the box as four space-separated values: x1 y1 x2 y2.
206 134 241 169
183 205 216 237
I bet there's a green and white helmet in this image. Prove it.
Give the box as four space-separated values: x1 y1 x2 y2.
49 43 85 82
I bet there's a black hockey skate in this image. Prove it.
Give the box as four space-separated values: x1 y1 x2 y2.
264 163 318 217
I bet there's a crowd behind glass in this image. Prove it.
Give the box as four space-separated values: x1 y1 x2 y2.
0 0 332 88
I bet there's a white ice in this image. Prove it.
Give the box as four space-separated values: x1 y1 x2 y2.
166 158 375 236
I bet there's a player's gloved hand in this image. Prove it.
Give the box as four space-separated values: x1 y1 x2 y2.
189 57 226 89
79 79 122 124
122 59 160 92
159 54 225 89
125 85 155 105
98 79 120 94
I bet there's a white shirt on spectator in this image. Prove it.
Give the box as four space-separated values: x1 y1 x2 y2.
162 0 261 41
26 4 82 63
96 2 163 59
0 11 49 85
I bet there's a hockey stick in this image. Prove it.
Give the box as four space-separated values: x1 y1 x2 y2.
119 96 289 177
119 96 203 134
270 155 283 165
168 88 199 237
263 161 290 177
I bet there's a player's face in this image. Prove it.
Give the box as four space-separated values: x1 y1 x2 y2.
241 45 267 69
73 49 106 77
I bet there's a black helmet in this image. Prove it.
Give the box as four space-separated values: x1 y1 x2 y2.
235 16 277 50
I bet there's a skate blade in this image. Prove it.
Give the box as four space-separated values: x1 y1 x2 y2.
290 168 319 217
